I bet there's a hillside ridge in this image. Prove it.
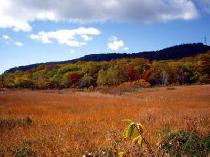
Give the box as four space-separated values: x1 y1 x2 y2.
6 43 210 73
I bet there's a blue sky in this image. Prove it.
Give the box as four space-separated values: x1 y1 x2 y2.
0 0 210 74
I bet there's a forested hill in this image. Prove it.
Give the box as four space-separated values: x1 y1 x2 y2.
75 43 210 61
6 43 210 73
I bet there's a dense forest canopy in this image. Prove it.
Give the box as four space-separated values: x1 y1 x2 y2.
1 49 210 89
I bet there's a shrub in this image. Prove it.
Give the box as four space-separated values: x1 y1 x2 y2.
202 135 210 154
14 142 36 157
131 79 151 88
110 79 151 94
0 117 32 128
159 130 210 157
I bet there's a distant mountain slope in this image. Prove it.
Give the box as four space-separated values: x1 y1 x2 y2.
6 43 210 73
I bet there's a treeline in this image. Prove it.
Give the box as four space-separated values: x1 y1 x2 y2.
1 51 210 89
6 43 210 73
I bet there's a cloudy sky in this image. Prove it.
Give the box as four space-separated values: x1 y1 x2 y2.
0 0 210 73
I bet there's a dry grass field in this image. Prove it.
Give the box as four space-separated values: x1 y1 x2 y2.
0 85 210 156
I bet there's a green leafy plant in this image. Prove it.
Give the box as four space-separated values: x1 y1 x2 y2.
122 119 156 157
159 130 210 157
14 142 36 157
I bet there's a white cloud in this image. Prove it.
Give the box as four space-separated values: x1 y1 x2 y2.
0 0 31 32
30 27 101 47
14 41 23 47
108 36 129 51
0 0 200 31
2 35 10 40
81 35 93 41
1 34 23 46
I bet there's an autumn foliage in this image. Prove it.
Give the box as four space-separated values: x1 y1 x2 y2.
1 51 210 89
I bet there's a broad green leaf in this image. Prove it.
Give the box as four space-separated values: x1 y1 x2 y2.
124 123 135 139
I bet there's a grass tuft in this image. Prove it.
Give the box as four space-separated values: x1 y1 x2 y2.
0 117 32 128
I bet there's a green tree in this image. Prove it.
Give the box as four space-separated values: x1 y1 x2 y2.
60 64 81 73
82 62 100 78
14 77 33 88
149 62 170 86
106 65 127 86
80 74 94 88
60 72 71 88
3 73 15 88
32 70 50 89
97 69 108 86
49 70 63 88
